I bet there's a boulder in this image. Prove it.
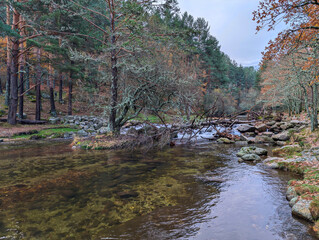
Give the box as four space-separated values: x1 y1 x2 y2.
237 124 256 133
255 124 268 132
291 120 303 125
280 122 294 130
77 130 88 137
48 117 60 124
217 138 234 144
266 121 276 126
237 146 268 157
292 199 314 222
241 154 261 161
98 127 109 134
272 131 290 141
289 197 299 207
263 157 285 169
255 135 275 144
272 145 302 157
276 141 286 146
261 132 273 137
287 186 298 201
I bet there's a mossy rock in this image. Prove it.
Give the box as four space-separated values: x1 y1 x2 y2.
217 138 234 144
237 146 268 157
310 199 319 221
272 145 302 157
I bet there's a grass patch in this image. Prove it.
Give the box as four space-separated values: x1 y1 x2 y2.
12 127 77 139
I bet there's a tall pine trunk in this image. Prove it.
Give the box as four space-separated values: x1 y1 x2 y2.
49 62 56 116
7 8 20 125
68 61 74 115
35 48 41 121
5 4 11 106
109 7 119 134
59 73 63 103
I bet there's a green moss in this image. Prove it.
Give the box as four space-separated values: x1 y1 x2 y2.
12 128 77 140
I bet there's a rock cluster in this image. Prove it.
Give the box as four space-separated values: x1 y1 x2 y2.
237 120 308 145
236 146 268 162
49 115 109 137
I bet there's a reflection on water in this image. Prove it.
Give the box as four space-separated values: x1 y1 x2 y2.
0 141 316 239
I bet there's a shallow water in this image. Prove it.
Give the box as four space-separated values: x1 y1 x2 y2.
0 141 317 240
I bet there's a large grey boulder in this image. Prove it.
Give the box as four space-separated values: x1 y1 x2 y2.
292 199 314 222
237 124 256 133
272 131 290 141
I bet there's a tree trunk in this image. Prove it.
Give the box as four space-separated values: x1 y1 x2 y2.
18 65 24 119
109 33 119 133
59 73 63 103
311 84 318 131
25 55 30 95
0 77 3 95
18 14 25 120
49 61 56 116
7 8 20 125
5 4 11 106
68 61 74 115
35 48 41 121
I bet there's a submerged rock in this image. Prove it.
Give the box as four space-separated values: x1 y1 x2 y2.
117 191 139 199
196 176 226 183
292 199 314 222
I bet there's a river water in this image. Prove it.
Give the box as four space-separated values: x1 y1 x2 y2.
0 140 317 240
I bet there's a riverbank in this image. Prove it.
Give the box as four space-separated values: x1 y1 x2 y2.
262 146 319 237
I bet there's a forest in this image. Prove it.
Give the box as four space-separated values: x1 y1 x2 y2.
0 0 259 133
2 0 319 239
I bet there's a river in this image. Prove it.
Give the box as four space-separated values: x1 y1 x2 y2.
0 140 317 239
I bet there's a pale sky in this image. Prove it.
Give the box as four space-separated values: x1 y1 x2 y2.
178 0 283 67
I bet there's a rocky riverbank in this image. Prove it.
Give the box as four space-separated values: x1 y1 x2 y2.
237 143 319 237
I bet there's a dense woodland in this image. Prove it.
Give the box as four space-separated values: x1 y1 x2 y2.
0 0 260 133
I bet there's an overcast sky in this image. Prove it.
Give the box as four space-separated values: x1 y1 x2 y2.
178 0 283 67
